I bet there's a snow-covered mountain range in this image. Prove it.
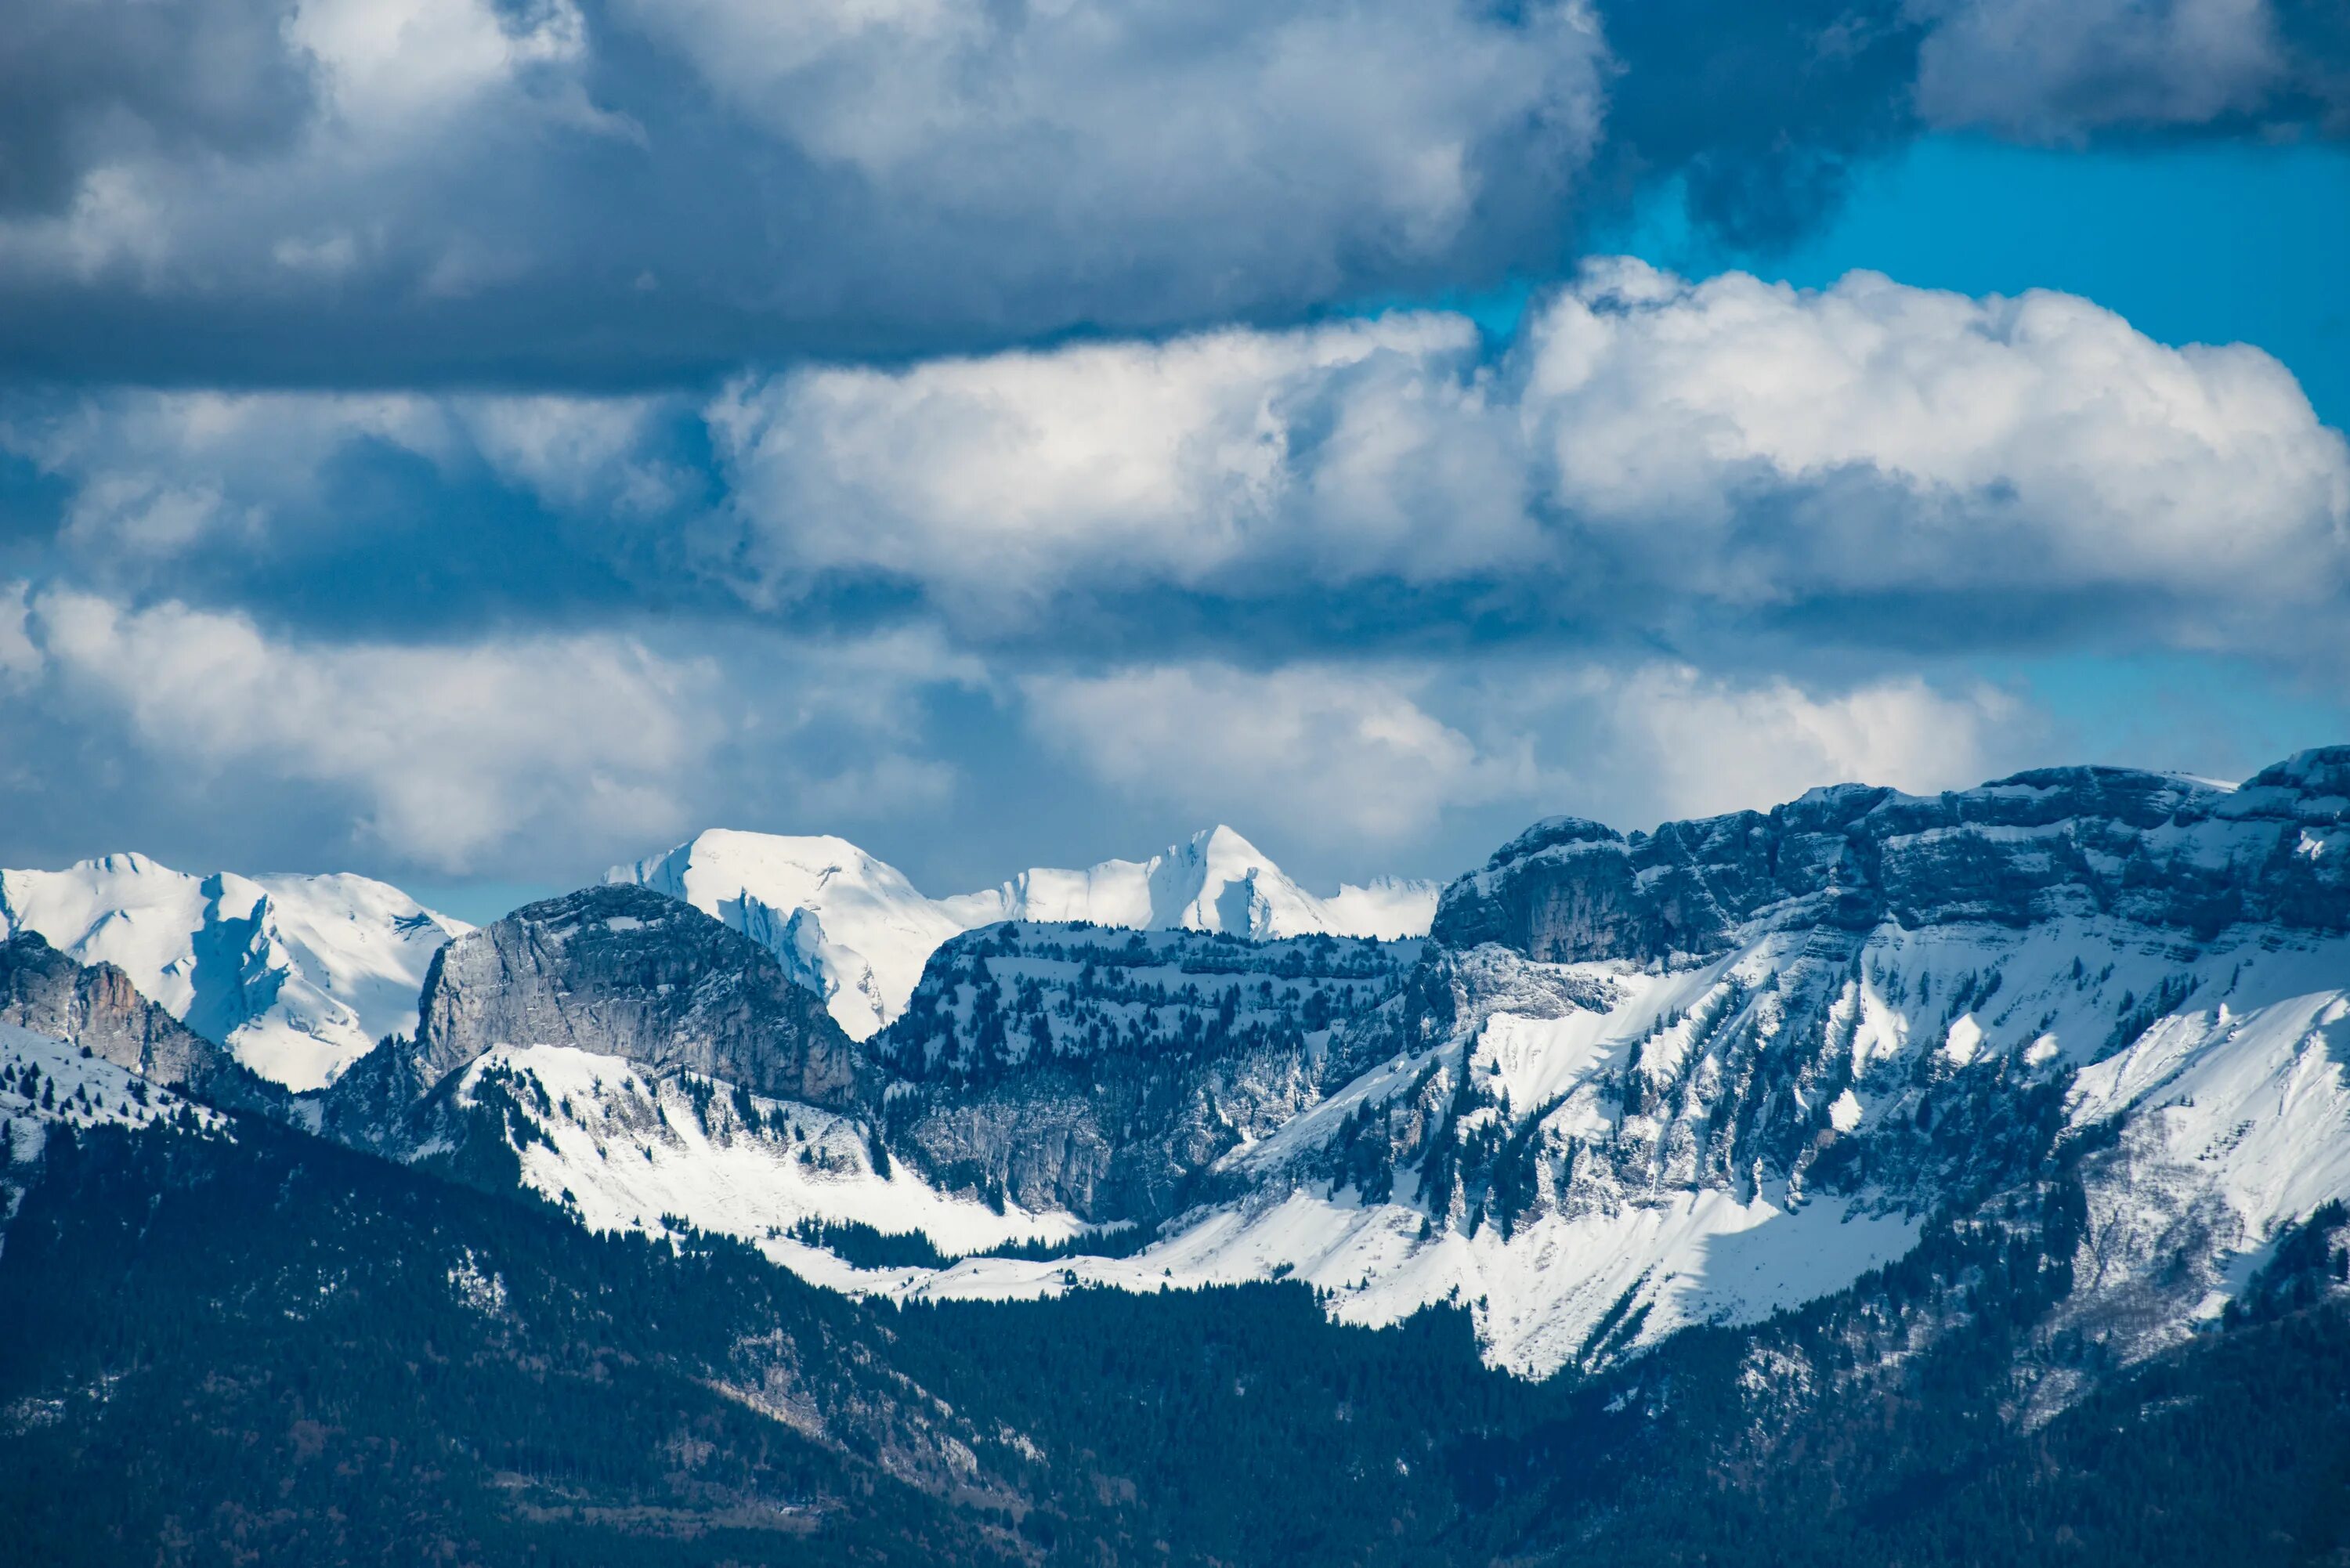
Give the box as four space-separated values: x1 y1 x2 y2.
324 748 2350 1381
0 825 1423 1085
611 824 1439 1039
0 854 468 1090
5 750 2348 1396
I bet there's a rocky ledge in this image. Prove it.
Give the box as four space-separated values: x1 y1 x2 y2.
1432 749 2350 964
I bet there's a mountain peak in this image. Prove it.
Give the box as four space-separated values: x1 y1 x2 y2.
611 824 1439 1037
1146 825 1307 936
0 852 465 1090
1485 815 1623 869
397 882 857 1108
2246 746 2350 798
615 829 973 1042
1187 822 1266 858
92 850 167 877
619 828 914 891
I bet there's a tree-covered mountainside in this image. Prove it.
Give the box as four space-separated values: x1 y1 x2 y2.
8 1104 2350 1566
0 1119 1016 1567
0 1115 1564 1567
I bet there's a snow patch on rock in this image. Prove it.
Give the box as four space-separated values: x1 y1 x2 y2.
456 1042 1085 1271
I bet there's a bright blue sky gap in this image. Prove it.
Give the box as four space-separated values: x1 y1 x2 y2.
1556 136 2350 432
1374 136 2350 836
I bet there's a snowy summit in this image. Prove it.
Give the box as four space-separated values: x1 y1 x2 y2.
612 826 1437 1039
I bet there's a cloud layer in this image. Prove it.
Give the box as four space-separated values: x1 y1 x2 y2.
1022 662 1538 851
0 0 1608 378
4 260 2339 887
19 263 2341 662
711 262 2350 650
1911 0 2347 139
19 588 712 870
1018 657 2029 849
0 585 994 876
0 0 2340 378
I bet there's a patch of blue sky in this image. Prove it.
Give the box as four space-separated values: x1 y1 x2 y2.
1636 136 2348 429
1978 649 2350 786
1415 136 2349 432
1348 135 2350 799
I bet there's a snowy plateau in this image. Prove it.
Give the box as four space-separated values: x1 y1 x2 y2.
5 753 2350 1391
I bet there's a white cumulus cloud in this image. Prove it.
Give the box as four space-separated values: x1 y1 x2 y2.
713 260 2350 652
708 313 1516 618
1021 662 1543 848
1523 259 2350 617
1582 663 2033 824
24 587 717 871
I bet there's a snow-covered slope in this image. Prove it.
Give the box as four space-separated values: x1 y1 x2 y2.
436 1042 1086 1294
1317 875 1450 941
2059 947 2350 1361
0 854 468 1090
612 825 1437 1039
613 832 970 1042
0 1020 230 1221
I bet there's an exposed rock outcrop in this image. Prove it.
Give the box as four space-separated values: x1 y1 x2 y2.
0 930 277 1111
1432 751 2350 964
872 923 1417 1222
414 884 862 1104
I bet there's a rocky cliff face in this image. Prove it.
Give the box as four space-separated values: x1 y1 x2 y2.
406 884 862 1107
1431 752 2350 963
871 923 1415 1223
312 884 866 1171
0 931 248 1099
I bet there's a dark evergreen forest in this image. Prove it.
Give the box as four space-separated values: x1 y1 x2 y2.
6 1112 2349 1566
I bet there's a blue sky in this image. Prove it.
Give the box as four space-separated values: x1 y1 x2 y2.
1593 135 2350 789
1368 132 2350 815
1608 135 2350 429
0 1 2345 919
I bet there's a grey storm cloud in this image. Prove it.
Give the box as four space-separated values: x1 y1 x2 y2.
0 0 1610 381
0 0 317 213
0 0 2339 383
